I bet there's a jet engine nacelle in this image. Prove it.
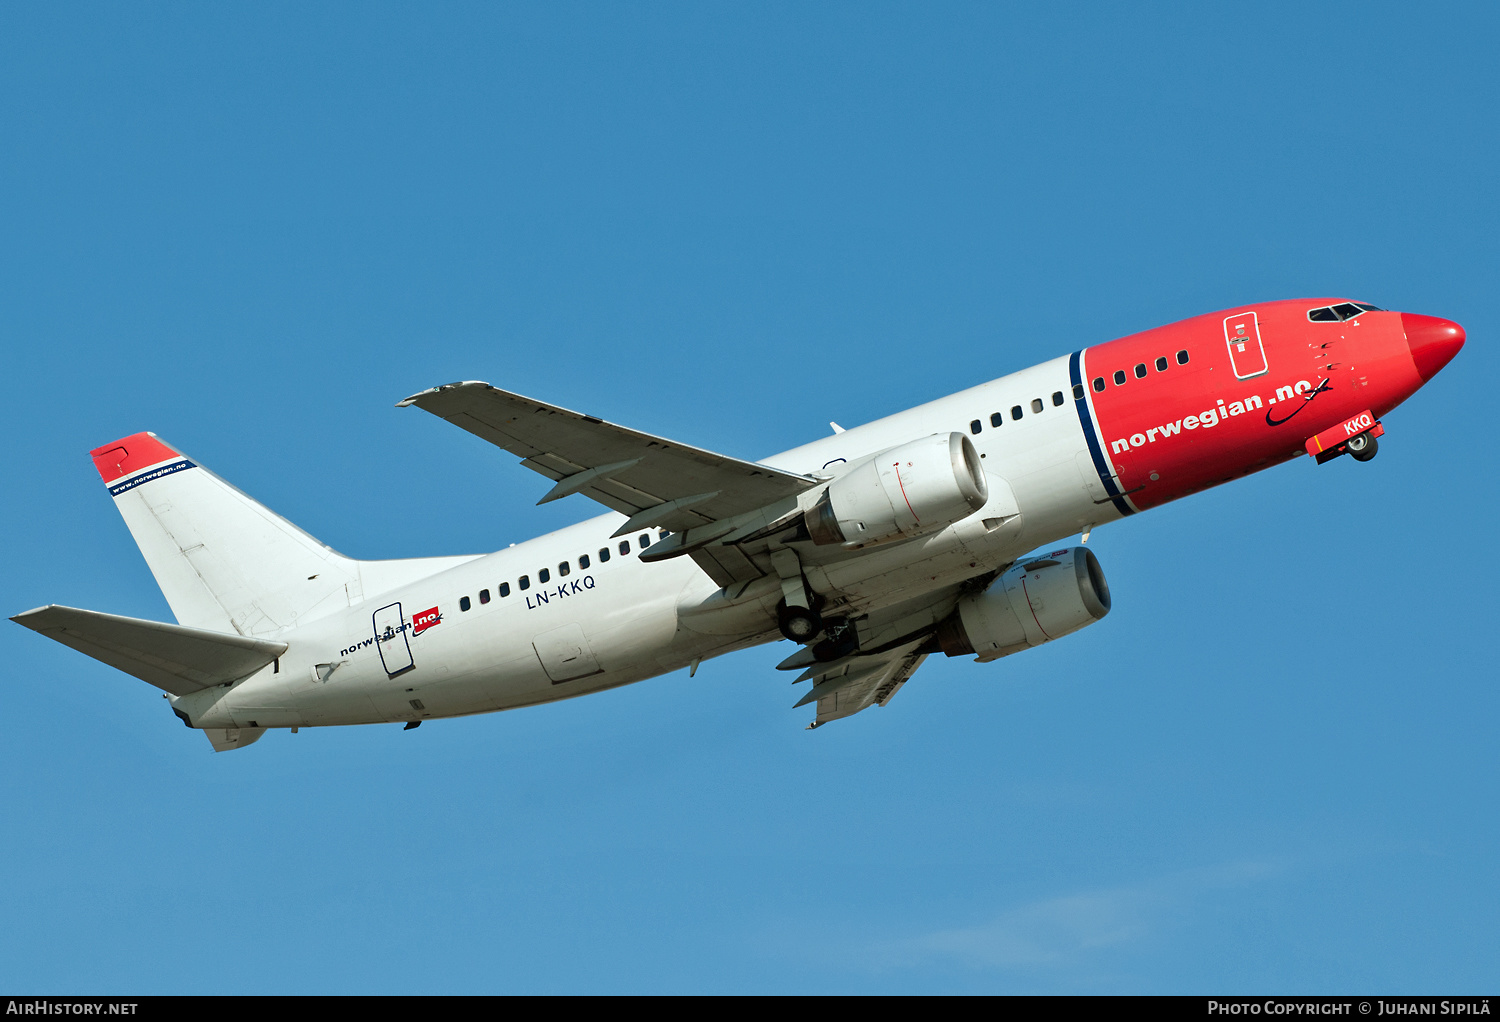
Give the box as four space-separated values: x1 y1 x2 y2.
935 546 1111 660
806 432 988 547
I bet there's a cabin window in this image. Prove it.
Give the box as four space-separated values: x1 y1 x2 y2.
1113 370 1127 386
499 582 510 597
619 540 630 555
1055 390 1067 405
639 533 651 548
1176 349 1189 365
479 589 490 605
539 568 550 584
1010 405 1023 420
990 412 1003 427
1092 376 1105 392
558 561 570 577
599 547 611 563
1134 363 1147 379
1031 398 1044 413
460 596 471 612
519 575 530 591
579 554 590 569
1155 356 1168 372
970 419 982 434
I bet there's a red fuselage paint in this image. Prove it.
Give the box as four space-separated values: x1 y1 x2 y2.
1079 299 1461 511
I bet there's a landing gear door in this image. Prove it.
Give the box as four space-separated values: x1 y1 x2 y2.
1224 311 1269 380
373 602 415 677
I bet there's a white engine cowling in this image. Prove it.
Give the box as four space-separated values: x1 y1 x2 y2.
935 546 1111 660
806 432 988 547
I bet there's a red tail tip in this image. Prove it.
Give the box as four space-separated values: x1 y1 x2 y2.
90 432 182 485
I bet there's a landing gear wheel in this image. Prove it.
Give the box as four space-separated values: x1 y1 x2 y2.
777 604 823 644
1347 432 1378 462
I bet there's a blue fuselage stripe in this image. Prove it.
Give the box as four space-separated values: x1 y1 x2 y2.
1069 350 1134 517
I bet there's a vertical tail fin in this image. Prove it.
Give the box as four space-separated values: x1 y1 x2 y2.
91 433 475 637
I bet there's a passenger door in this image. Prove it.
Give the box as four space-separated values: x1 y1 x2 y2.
373 602 415 677
1224 311 1269 379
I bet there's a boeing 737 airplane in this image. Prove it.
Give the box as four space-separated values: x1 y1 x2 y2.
14 299 1465 750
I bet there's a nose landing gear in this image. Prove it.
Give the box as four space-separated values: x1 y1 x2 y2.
1308 414 1385 465
1346 431 1378 462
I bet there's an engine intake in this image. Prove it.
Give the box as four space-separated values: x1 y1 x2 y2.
935 546 1111 660
806 432 988 547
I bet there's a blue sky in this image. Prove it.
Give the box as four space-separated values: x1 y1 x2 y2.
2 2 1495 993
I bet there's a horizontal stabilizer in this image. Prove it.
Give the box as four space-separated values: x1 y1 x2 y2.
11 605 288 697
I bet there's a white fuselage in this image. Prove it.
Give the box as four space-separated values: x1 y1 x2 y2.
175 356 1113 729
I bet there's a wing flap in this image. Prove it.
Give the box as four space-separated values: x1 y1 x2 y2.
689 545 764 588
798 638 929 728
12 605 288 697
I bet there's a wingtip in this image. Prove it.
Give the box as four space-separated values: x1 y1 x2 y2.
396 381 492 408
10 606 60 630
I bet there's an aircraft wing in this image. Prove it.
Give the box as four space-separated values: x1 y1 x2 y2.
400 382 818 539
792 637 929 728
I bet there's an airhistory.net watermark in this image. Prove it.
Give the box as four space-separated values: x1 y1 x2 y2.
5 1003 138 1015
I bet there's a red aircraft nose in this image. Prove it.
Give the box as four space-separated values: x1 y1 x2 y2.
1401 313 1465 382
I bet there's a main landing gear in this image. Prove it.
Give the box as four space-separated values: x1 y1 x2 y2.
777 601 823 643
771 547 826 644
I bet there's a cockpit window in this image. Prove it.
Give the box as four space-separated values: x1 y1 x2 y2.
1308 302 1385 322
